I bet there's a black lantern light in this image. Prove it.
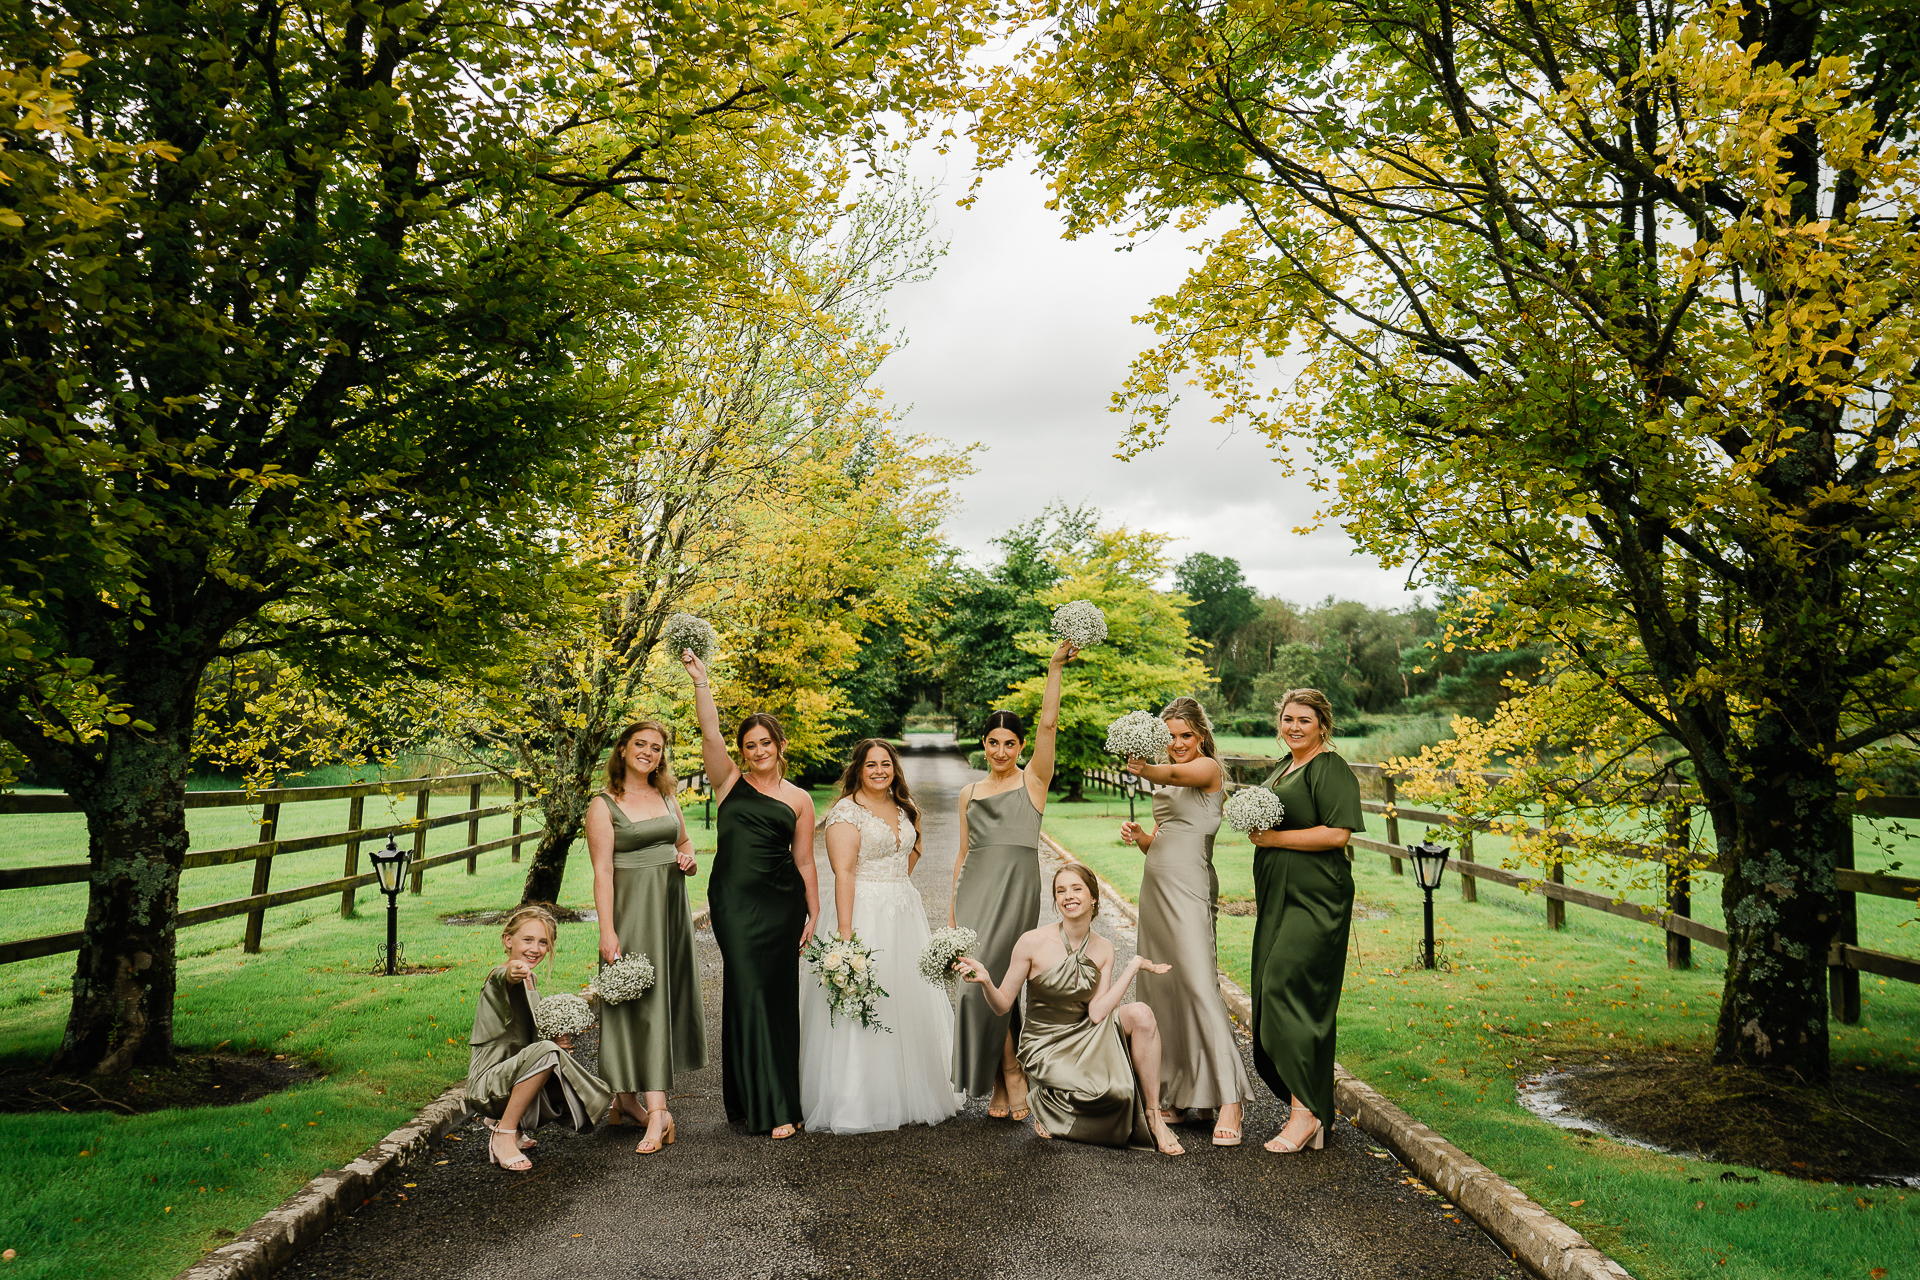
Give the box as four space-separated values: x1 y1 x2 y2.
369 837 411 975
1407 837 1452 970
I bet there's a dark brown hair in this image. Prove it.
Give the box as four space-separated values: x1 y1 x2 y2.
1160 696 1219 764
981 709 1025 743
1276 687 1336 744
606 720 678 799
1052 862 1101 918
835 738 921 832
736 712 788 771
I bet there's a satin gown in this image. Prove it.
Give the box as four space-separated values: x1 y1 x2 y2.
1017 927 1153 1149
1136 781 1252 1111
710 781 807 1133
951 781 1043 1096
466 967 611 1131
1250 751 1366 1128
594 794 708 1094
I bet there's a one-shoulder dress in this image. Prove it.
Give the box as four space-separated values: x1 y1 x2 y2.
466 967 611 1131
951 780 1043 1096
710 780 807 1133
595 794 707 1094
1137 781 1252 1111
1017 926 1153 1149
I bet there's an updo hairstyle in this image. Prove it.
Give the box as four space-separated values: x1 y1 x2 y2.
1159 696 1219 762
1275 687 1336 744
981 709 1026 743
1052 862 1101 918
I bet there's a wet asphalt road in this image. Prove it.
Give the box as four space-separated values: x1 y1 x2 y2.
280 746 1519 1280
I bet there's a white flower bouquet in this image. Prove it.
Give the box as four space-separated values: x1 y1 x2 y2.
803 933 890 1032
1224 786 1286 833
661 612 717 666
917 926 979 987
1105 709 1171 761
1051 599 1108 648
533 991 596 1041
593 952 656 1003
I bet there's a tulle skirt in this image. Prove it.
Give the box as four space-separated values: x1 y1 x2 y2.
799 877 964 1134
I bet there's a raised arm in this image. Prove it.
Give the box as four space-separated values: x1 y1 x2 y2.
791 791 821 951
1025 641 1076 793
956 931 1038 1017
1126 755 1223 792
948 784 972 929
824 815 860 940
682 650 739 799
585 797 621 965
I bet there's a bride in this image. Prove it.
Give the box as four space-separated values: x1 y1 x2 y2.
799 738 964 1133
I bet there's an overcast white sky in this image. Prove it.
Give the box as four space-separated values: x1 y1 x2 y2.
874 135 1422 609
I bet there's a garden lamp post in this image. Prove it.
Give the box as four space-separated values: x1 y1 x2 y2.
1408 838 1452 970
370 837 411 976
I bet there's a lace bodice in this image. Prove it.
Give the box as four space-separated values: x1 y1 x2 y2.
823 797 916 883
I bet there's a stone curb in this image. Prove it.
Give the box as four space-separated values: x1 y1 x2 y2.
1038 832 1633 1280
173 1084 469 1280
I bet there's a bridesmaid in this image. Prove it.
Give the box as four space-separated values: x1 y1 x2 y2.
684 649 820 1138
586 720 707 1155
956 862 1184 1155
1118 696 1252 1146
948 639 1074 1118
1246 688 1365 1154
466 904 612 1172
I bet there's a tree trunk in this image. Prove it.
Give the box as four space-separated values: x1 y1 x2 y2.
519 782 593 906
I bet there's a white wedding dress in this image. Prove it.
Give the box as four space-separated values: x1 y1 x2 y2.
799 797 964 1133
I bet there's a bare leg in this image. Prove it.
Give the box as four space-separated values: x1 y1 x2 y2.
1003 1031 1030 1120
1117 1004 1183 1155
613 1090 647 1122
1215 1100 1245 1144
638 1089 673 1154
490 1070 551 1170
1265 1094 1322 1153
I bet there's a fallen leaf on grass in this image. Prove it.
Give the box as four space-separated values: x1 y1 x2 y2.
1870 1270 1886 1279
1568 1200 1585 1208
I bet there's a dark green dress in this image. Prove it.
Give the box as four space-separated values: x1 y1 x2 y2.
710 781 807 1133
1250 751 1366 1129
595 794 708 1094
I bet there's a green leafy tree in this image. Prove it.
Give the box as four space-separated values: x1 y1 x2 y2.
1174 551 1262 703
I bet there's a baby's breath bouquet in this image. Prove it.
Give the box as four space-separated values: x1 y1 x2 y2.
1050 600 1108 649
592 952 656 1003
803 933 890 1032
1224 786 1286 833
533 991 596 1042
917 926 978 987
1105 709 1171 761
660 612 717 666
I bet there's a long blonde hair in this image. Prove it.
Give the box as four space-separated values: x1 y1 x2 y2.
500 902 560 973
1160 696 1219 763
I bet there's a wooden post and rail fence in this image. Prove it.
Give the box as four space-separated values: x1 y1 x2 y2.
1084 757 1920 1022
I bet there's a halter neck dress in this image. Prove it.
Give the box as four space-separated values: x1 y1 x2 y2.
1017 926 1153 1149
594 794 707 1094
951 779 1043 1096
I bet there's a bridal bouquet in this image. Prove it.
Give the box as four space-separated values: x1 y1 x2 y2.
1105 709 1171 761
1224 786 1285 833
1051 600 1108 649
592 952 656 1003
804 933 890 1032
917 926 979 987
661 612 717 666
534 992 597 1041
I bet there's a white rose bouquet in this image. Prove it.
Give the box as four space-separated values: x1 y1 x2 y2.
1051 600 1108 649
592 952 656 1003
802 933 890 1032
533 991 597 1041
1105 709 1171 761
917 926 979 987
1224 786 1286 833
661 612 717 666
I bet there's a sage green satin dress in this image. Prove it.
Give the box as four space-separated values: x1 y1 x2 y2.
1137 781 1252 1111
951 780 1043 1096
466 968 611 1131
1250 751 1366 1128
595 794 708 1094
710 781 806 1133
1017 927 1153 1149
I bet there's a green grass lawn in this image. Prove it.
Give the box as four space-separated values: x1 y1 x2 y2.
1041 789 1920 1280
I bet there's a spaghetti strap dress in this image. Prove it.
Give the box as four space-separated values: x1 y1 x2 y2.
709 781 806 1133
466 968 611 1131
951 780 1043 1096
1017 926 1154 1149
594 794 708 1094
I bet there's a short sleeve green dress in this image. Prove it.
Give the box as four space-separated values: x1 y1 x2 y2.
1249 750 1366 1129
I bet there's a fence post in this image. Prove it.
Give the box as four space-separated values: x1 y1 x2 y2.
1541 806 1565 929
1664 805 1691 971
466 780 482 875
243 801 280 954
511 779 524 862
1459 828 1477 902
341 794 364 918
1831 820 1861 1024
409 785 430 894
1382 774 1404 875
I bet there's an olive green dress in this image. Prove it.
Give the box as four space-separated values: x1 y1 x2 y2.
595 794 708 1094
1137 780 1252 1111
1250 751 1366 1129
1017 926 1154 1149
466 968 611 1131
710 781 806 1133
952 781 1043 1097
